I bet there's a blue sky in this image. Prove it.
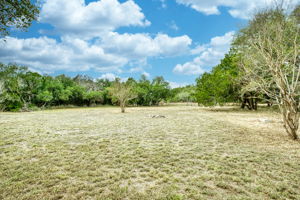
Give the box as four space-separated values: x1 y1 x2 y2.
1 0 299 87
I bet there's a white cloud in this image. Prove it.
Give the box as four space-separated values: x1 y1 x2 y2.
153 33 192 56
127 67 150 78
142 72 150 78
0 36 127 73
0 32 192 73
99 73 118 81
173 62 205 75
168 81 189 88
0 0 193 74
129 67 144 73
98 73 129 82
100 32 192 59
175 0 300 19
190 45 206 55
39 0 150 38
173 31 234 75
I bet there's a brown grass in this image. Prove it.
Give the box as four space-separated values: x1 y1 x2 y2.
0 106 299 200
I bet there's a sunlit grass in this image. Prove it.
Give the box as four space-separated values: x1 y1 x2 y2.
0 106 299 199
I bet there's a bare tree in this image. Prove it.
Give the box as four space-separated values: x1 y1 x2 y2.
234 7 300 139
109 80 137 113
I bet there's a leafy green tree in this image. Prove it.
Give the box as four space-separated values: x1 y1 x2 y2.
36 90 53 107
175 91 190 102
170 85 196 103
0 63 27 111
195 52 240 106
83 91 103 106
292 4 300 23
0 0 39 37
151 76 170 105
195 72 216 106
133 75 171 106
19 71 43 107
96 78 113 105
68 85 86 106
135 75 152 106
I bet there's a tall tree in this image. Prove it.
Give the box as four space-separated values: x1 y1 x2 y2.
151 76 170 105
135 75 152 106
195 52 241 106
0 63 27 111
0 0 39 37
233 6 300 140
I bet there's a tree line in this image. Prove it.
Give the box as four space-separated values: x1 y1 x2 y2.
0 63 196 112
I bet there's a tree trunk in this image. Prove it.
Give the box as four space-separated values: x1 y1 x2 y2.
241 99 246 109
281 98 299 140
253 98 258 110
120 101 125 113
241 97 253 110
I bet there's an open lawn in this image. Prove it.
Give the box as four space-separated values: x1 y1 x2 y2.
0 106 300 200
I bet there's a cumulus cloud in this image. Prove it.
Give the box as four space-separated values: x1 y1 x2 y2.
98 73 130 82
168 81 189 88
0 0 193 74
0 32 192 73
173 31 234 75
173 62 205 75
39 0 150 38
127 67 150 78
100 32 192 59
99 73 118 81
0 0 196 85
175 0 300 19
0 36 127 73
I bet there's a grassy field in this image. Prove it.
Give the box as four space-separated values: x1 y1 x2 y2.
0 106 299 200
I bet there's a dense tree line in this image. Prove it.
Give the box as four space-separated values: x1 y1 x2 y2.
0 63 195 111
170 85 196 103
195 52 241 106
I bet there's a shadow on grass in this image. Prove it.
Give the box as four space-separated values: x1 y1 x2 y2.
203 105 280 113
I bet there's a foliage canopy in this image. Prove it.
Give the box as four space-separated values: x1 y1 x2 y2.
0 0 39 37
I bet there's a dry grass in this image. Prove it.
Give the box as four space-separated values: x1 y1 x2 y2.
0 106 299 200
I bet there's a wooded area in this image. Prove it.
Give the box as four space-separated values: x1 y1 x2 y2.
0 63 196 111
